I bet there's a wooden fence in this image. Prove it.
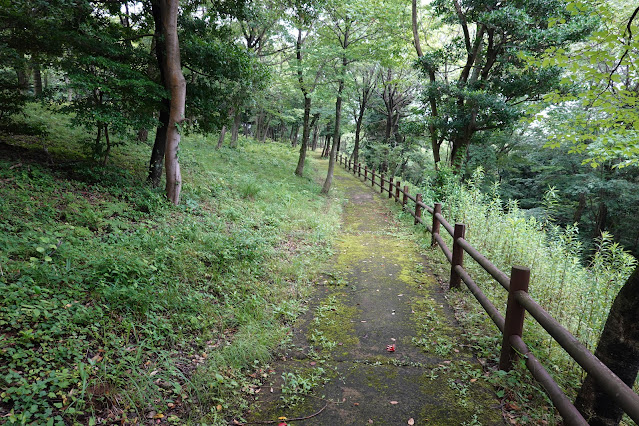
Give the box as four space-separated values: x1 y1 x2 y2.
337 154 639 426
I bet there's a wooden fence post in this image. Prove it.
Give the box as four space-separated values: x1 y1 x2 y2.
499 266 531 371
372 170 376 187
450 223 466 290
380 174 385 193
415 194 422 225
364 166 368 182
431 203 442 247
395 181 400 202
388 177 393 198
349 158 352 171
358 163 362 177
402 186 408 209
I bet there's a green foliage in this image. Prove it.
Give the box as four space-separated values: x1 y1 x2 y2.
416 0 596 168
181 15 269 134
410 170 635 395
534 1 639 166
0 115 342 423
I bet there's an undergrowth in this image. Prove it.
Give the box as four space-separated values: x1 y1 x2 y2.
375 166 636 424
0 105 342 425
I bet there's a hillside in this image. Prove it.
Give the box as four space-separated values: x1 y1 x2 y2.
0 109 343 424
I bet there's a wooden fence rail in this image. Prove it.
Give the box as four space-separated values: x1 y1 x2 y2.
336 154 639 426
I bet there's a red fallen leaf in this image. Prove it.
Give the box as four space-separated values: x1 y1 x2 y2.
386 344 396 352
279 423 287 426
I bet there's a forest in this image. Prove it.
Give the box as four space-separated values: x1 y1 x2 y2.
1 0 639 424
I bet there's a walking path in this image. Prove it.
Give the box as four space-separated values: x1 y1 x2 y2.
246 160 503 425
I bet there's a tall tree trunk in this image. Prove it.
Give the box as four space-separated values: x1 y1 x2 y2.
450 132 472 170
33 63 42 96
148 2 169 187
216 125 227 149
322 72 345 194
137 128 149 142
156 0 185 205
148 101 169 187
411 0 424 58
295 95 312 176
102 125 111 166
413 0 440 170
310 113 320 151
231 110 241 147
256 110 264 139
354 112 364 165
575 267 639 425
95 123 103 156
594 201 608 237
16 65 28 93
322 135 331 157
573 192 587 223
261 116 271 142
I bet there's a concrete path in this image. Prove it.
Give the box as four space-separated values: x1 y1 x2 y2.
245 160 503 425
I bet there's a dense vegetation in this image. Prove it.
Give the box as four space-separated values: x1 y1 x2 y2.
1 0 639 424
0 107 342 423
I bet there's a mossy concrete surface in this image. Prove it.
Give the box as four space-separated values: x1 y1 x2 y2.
246 159 503 425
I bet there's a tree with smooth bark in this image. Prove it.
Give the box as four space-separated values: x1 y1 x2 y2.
153 0 186 205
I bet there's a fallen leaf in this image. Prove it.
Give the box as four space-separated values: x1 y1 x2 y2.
216 405 222 411
391 338 396 342
368 420 374 424
386 344 396 352
408 418 415 425
310 361 316 366
153 414 164 419
470 378 477 383
390 401 399 405
353 402 360 406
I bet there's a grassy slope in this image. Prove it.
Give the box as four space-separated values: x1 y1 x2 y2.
0 105 342 425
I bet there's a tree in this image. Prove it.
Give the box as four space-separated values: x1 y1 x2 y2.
291 0 325 177
320 0 389 194
153 0 186 205
535 3 639 423
575 267 639 425
413 0 594 170
350 63 378 165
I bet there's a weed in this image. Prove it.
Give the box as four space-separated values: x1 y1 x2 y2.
0 107 343 424
280 369 326 406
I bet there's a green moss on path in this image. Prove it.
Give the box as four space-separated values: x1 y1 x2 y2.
246 157 504 425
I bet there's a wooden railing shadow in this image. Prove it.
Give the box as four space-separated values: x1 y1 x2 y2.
337 154 639 426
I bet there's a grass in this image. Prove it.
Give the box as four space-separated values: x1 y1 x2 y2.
0 104 343 424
